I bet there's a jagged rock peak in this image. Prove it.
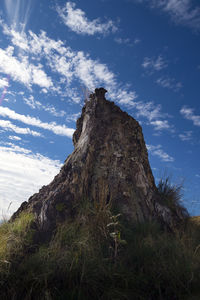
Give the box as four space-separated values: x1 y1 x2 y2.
12 88 185 235
94 87 107 99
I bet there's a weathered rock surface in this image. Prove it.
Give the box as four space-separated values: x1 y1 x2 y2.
12 88 185 234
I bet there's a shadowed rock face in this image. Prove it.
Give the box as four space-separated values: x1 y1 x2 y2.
11 88 183 235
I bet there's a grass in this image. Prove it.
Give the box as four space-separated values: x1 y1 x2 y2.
157 176 189 221
0 212 35 263
0 181 200 299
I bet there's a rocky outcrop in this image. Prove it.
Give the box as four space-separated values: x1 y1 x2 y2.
12 88 186 235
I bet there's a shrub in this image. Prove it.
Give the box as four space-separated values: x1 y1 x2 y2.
157 176 189 219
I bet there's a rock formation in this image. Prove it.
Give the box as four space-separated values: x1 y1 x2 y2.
12 88 185 236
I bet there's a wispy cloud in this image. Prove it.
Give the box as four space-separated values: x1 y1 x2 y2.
0 46 52 88
1 23 171 132
150 120 171 131
66 112 81 123
0 24 139 106
3 26 29 50
129 101 173 132
156 76 182 92
109 88 138 105
0 106 75 137
8 135 22 141
132 101 162 121
23 95 43 109
179 130 192 141
0 119 41 136
141 55 182 92
135 0 200 31
0 77 9 89
0 143 62 217
147 144 174 162
1 25 120 101
114 37 141 46
157 0 200 30
142 55 167 73
114 37 131 45
111 95 172 132
57 2 117 36
134 38 141 44
180 106 200 126
23 95 66 117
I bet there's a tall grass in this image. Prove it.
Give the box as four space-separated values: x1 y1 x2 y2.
0 182 200 299
157 176 189 220
0 212 35 263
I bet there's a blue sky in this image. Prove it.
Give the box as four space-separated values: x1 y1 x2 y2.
0 0 200 218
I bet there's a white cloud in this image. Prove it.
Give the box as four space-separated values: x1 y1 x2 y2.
158 0 200 30
3 26 29 50
48 55 74 83
129 101 172 131
44 106 66 118
0 143 62 217
114 37 141 46
142 55 167 72
8 135 22 141
108 88 137 106
1 24 169 130
0 46 52 88
1 25 139 105
0 77 9 88
32 66 52 88
134 38 141 44
114 37 131 45
23 95 66 117
27 30 68 56
150 120 171 131
147 144 174 162
109 95 172 132
0 119 41 136
180 106 200 126
133 101 162 121
179 131 192 141
65 87 82 104
1 26 116 99
0 106 75 137
66 112 81 122
41 88 48 94
23 95 42 109
57 2 117 35
156 77 182 91
0 46 30 85
136 0 200 31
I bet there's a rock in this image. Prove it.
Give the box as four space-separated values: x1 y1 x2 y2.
11 88 185 236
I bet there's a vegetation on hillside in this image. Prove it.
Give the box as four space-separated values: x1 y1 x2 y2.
0 181 200 299
157 177 189 219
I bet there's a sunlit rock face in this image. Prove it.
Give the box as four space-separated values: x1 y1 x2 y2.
11 88 184 235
